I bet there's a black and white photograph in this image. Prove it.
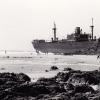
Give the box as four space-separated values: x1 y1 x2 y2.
0 0 100 100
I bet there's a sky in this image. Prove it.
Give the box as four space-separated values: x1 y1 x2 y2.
0 0 100 50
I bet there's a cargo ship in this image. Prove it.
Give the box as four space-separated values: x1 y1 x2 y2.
32 19 100 55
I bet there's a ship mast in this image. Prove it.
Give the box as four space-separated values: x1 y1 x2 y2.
52 22 57 41
90 18 94 40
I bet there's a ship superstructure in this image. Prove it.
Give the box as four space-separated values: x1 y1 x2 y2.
32 19 100 55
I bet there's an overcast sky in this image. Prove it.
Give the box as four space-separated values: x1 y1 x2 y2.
0 0 100 50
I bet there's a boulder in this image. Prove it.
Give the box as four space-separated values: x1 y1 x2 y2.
14 83 50 97
67 72 99 86
0 73 31 83
74 85 94 93
63 67 73 72
0 72 31 100
50 66 59 71
55 72 70 82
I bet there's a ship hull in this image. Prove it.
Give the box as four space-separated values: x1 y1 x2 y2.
32 41 100 54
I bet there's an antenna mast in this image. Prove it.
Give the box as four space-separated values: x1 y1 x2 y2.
52 22 57 41
90 18 94 40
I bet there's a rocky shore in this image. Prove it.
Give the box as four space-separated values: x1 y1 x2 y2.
0 67 100 100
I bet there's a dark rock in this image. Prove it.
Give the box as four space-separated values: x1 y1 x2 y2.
55 72 70 82
50 66 59 71
35 94 46 100
6 56 9 58
48 93 70 100
18 73 31 82
90 95 100 100
55 69 83 83
64 83 75 91
0 72 31 100
0 72 31 83
63 67 73 71
14 83 50 97
37 77 57 85
67 72 100 85
67 69 82 76
0 69 100 100
37 78 66 94
71 93 88 100
47 84 66 94
45 69 49 72
74 85 94 93
0 68 5 70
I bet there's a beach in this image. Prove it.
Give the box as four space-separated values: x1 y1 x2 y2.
0 52 100 99
0 51 100 81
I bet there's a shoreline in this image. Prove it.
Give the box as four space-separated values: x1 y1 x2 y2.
0 54 99 83
0 67 100 99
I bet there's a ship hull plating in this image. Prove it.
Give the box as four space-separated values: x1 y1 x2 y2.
32 41 100 54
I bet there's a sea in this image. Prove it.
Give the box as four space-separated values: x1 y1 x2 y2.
0 51 100 82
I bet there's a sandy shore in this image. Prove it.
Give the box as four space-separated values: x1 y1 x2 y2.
0 54 100 82
0 53 100 99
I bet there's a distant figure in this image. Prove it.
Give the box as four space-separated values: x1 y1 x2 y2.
5 50 7 54
30 53 33 55
97 55 100 59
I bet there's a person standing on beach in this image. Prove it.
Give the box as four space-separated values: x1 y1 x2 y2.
5 50 7 54
97 55 100 59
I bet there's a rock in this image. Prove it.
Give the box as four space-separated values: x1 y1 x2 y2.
64 83 74 91
0 72 31 100
71 93 88 100
37 77 57 85
89 95 100 100
14 83 50 97
74 85 94 93
47 84 66 94
67 72 99 86
45 69 49 72
63 67 73 71
55 72 70 82
0 69 100 100
0 73 31 83
17 73 31 82
0 68 5 70
37 78 66 94
50 66 59 71
47 93 70 100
